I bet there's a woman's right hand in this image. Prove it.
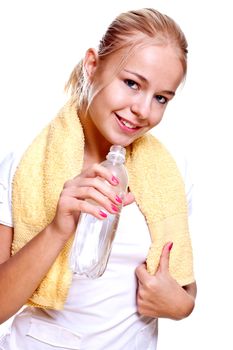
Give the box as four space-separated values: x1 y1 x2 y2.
50 163 124 242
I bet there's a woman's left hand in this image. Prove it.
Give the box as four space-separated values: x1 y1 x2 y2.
135 242 196 320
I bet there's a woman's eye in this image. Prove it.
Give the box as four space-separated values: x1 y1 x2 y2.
124 79 139 90
155 95 167 104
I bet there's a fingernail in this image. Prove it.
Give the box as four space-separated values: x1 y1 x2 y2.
111 204 119 212
115 195 122 204
99 210 107 218
112 176 119 185
168 242 173 251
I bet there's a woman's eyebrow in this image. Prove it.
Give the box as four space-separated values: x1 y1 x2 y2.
123 69 148 83
123 69 175 96
160 90 175 96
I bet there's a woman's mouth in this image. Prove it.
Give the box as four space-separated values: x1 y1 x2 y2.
115 114 141 133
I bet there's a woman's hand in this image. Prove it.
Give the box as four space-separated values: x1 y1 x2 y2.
136 242 196 320
50 163 130 242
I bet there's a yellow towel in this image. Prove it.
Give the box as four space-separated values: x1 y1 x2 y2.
12 101 194 310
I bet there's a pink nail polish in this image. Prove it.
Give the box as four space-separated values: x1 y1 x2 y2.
99 210 107 218
115 195 122 204
112 176 119 185
111 204 119 212
168 242 173 251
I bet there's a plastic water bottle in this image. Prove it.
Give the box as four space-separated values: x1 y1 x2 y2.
69 145 128 278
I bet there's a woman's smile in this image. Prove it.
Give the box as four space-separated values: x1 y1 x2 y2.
115 113 143 134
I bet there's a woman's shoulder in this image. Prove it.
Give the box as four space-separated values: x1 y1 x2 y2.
150 133 193 184
152 134 194 215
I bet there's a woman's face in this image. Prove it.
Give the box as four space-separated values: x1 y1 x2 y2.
84 44 184 148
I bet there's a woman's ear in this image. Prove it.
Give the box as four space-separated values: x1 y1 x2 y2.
83 48 99 80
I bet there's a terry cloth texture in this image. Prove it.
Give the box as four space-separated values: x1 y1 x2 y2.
12 100 194 310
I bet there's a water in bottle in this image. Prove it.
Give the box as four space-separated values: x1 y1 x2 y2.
69 145 128 278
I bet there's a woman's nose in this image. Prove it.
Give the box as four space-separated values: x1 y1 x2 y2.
130 95 152 120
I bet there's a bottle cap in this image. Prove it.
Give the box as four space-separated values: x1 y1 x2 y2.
107 145 126 162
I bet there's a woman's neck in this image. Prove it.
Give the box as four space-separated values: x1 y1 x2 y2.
78 108 111 165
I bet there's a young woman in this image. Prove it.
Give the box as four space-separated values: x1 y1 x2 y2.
0 8 196 350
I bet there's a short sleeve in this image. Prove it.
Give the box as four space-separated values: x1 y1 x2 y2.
0 152 20 227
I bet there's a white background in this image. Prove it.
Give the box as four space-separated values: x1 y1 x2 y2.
0 0 233 349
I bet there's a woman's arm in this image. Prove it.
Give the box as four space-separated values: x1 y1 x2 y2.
136 242 197 320
0 223 69 324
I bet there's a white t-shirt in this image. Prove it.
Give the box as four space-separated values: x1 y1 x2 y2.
0 147 193 350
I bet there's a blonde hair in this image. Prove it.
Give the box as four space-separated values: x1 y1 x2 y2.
65 8 188 108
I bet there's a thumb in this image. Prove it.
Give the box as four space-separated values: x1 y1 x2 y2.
157 242 173 273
